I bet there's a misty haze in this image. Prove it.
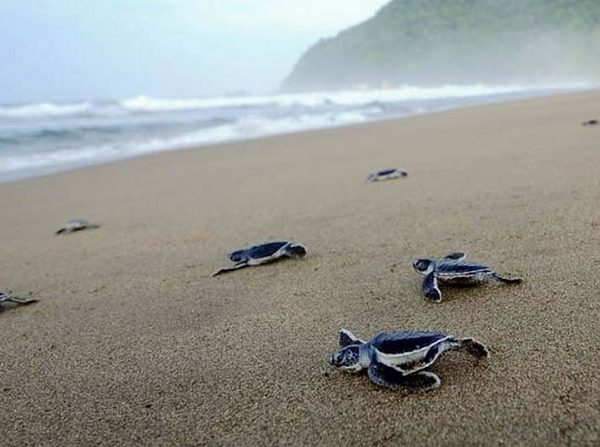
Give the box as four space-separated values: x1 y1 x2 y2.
284 1 600 90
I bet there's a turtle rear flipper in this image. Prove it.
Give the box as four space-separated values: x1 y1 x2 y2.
397 338 458 375
459 338 489 359
212 262 249 277
492 273 522 284
423 272 442 302
368 362 440 390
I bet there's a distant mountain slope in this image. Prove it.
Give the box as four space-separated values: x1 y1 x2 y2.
282 0 600 91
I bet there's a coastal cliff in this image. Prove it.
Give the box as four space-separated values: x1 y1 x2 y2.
282 0 600 91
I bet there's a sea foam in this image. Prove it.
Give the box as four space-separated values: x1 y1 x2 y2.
0 83 590 182
1 83 586 120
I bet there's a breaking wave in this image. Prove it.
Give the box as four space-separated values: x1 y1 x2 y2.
0 83 587 120
0 83 591 182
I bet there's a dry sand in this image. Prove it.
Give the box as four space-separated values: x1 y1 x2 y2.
1 90 600 446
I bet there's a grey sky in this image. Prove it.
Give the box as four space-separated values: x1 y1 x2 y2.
0 0 388 103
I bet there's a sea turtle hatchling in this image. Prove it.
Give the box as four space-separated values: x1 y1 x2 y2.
55 219 100 235
213 241 307 276
367 169 408 182
413 252 522 302
0 291 37 308
329 329 489 390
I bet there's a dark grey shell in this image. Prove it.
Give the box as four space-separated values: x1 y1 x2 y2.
370 331 448 355
377 169 406 177
230 241 289 262
434 261 492 278
56 219 100 235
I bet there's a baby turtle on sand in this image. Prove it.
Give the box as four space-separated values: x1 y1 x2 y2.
582 119 598 126
0 291 37 308
329 329 488 390
367 169 408 182
55 219 100 235
413 252 522 302
213 241 307 276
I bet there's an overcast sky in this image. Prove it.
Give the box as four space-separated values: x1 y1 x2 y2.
0 0 388 103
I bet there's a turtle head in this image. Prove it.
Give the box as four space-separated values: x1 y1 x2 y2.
287 244 307 258
413 258 435 274
329 345 365 372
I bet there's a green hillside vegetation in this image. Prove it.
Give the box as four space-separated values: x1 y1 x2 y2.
282 0 600 91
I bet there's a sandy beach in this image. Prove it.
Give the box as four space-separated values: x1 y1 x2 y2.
1 90 600 446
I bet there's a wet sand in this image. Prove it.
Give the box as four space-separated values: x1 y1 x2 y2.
1 90 600 445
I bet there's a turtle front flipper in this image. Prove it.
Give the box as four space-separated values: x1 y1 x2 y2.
444 252 466 261
0 292 37 307
6 296 38 306
339 329 366 347
367 362 440 390
422 272 442 302
212 262 250 277
492 273 522 284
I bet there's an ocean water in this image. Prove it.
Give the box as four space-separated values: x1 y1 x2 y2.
0 84 588 183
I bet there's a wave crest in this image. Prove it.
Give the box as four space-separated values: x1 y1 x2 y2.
0 83 587 120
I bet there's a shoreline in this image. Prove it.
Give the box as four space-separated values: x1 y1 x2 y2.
0 85 593 186
1 89 600 445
